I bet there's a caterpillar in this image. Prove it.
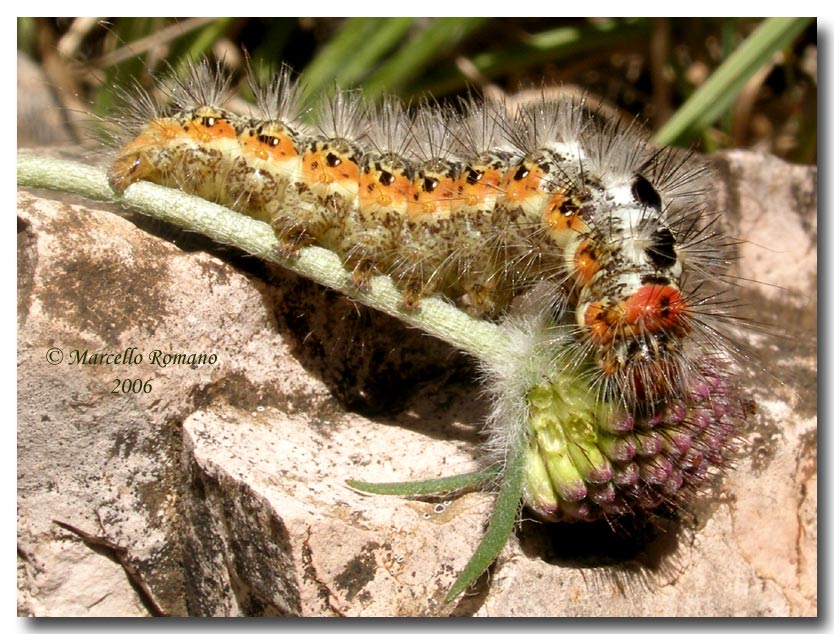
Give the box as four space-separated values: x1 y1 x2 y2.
12 53 760 608
105 60 740 414
15 20 813 612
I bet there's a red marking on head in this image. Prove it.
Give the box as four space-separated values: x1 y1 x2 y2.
584 284 689 346
623 285 690 335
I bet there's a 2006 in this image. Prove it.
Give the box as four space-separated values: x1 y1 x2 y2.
112 378 153 394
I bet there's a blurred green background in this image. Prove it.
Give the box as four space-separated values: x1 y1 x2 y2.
17 17 816 163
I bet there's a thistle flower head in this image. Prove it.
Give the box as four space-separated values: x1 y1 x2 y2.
522 355 748 522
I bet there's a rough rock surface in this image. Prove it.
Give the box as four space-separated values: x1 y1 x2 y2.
17 149 816 616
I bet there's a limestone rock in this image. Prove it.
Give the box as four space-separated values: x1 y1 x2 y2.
17 149 816 616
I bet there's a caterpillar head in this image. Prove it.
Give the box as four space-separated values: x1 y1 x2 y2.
572 174 699 407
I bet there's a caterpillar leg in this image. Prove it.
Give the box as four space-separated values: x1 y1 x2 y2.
462 281 498 317
109 145 155 193
349 260 375 290
271 230 309 259
108 124 180 193
401 280 425 311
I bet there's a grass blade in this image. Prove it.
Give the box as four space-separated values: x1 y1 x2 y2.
654 17 814 147
362 17 491 100
409 18 647 99
301 18 415 97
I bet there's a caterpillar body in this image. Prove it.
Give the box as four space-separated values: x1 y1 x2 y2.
106 61 737 413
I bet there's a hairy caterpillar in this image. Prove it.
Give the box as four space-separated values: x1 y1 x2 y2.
106 60 739 415
15 19 815 612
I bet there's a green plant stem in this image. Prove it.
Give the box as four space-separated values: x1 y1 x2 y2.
16 153 511 367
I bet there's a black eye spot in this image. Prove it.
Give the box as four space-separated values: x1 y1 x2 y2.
258 134 279 147
561 197 580 216
640 274 671 286
632 174 662 210
379 171 395 187
423 177 437 193
466 168 482 185
202 116 216 127
326 153 341 168
514 166 530 181
626 339 644 358
646 227 677 269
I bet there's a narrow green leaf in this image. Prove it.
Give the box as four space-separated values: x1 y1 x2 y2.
347 465 500 496
248 19 297 72
654 17 814 147
328 18 415 90
171 17 235 76
301 18 416 98
17 17 36 53
445 444 524 603
362 17 491 100
299 18 380 96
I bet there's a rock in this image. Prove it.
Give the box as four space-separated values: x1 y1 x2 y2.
16 187 480 617
16 148 816 616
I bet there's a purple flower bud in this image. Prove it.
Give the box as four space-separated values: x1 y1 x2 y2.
520 354 748 521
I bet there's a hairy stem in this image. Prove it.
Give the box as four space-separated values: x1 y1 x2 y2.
17 153 511 365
